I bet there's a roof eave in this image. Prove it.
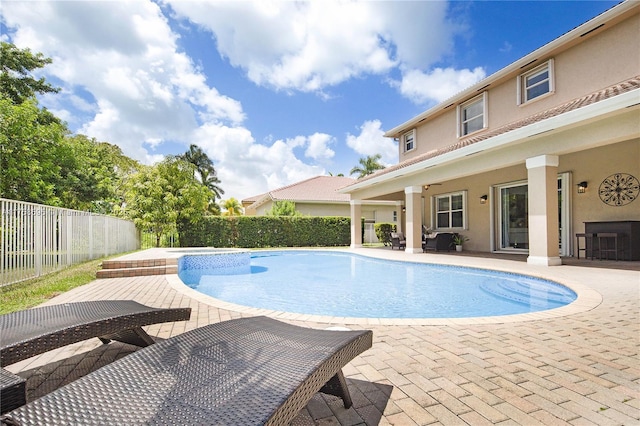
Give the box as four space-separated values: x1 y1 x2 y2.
346 88 639 193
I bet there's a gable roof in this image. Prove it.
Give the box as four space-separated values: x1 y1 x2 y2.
243 176 356 210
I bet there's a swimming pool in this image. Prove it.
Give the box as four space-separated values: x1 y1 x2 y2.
178 250 577 319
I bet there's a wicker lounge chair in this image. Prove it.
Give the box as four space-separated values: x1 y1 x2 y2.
1 316 373 425
0 300 191 413
422 232 455 252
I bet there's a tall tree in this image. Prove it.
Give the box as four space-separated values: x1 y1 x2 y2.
265 200 303 216
0 42 59 104
0 98 66 204
56 135 139 212
120 157 210 247
220 198 243 216
180 144 224 199
349 154 385 178
0 43 67 204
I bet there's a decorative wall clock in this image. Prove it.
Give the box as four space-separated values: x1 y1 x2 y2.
598 173 639 206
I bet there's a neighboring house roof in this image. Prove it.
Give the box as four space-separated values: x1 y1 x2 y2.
354 76 640 185
243 176 356 210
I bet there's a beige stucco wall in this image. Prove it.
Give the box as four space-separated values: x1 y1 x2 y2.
561 139 640 233
401 10 640 161
421 164 528 253
418 139 639 253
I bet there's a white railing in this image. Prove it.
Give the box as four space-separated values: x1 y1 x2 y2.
1 198 140 286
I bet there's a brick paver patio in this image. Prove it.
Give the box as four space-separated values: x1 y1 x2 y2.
5 248 639 425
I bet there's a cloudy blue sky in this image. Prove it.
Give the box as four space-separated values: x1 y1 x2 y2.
1 0 619 201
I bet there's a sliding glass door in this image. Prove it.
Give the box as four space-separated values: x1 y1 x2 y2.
496 174 570 253
499 183 528 250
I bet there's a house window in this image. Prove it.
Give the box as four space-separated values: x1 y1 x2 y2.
403 129 415 152
518 59 554 104
393 211 397 222
458 93 487 137
435 192 466 229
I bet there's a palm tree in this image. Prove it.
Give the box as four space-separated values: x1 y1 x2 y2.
180 144 225 199
220 197 243 216
350 154 385 178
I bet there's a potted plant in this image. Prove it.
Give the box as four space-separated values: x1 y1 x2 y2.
452 234 469 252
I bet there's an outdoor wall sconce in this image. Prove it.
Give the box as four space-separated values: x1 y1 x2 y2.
480 195 488 204
577 181 588 194
402 206 406 212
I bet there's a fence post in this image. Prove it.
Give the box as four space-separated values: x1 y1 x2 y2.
34 204 42 277
66 211 72 266
104 215 109 257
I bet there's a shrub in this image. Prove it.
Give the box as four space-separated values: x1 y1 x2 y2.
178 216 352 247
374 223 396 246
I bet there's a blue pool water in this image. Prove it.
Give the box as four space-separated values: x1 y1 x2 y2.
178 251 577 318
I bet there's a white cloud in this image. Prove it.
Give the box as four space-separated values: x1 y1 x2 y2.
190 124 325 200
166 0 484 106
395 67 487 105
1 0 244 161
167 1 396 92
1 0 492 201
305 133 335 161
167 1 458 95
346 120 396 165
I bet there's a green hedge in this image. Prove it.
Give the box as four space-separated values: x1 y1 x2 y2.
374 222 396 246
178 216 355 248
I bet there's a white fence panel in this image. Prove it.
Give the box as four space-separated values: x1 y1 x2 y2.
1 198 139 286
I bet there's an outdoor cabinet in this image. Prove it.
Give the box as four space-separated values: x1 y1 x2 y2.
584 221 640 260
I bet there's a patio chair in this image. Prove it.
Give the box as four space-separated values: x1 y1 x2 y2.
390 232 406 250
423 232 454 252
1 316 373 426
0 300 191 413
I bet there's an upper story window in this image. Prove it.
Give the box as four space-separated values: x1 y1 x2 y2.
518 59 554 104
434 191 466 229
402 129 415 153
458 92 487 137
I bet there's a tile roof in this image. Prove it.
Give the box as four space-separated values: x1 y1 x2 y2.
355 76 640 184
244 176 356 207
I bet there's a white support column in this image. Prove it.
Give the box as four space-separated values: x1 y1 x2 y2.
526 155 562 266
404 186 423 254
350 200 363 249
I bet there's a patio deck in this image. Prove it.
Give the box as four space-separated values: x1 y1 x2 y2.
4 248 639 425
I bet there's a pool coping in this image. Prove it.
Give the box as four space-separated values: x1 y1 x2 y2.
157 247 604 326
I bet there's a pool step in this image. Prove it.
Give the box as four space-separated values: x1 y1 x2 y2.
97 258 177 279
479 280 574 308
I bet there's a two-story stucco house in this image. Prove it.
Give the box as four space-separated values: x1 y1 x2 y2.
341 1 639 265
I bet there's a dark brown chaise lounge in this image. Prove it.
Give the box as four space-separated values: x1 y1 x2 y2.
0 300 192 414
1 316 373 425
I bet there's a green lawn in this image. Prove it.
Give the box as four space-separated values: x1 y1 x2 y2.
1 256 110 315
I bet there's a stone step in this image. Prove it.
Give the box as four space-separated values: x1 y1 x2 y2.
96 264 177 279
101 258 177 270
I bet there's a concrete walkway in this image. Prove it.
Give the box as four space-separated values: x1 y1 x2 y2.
5 248 639 425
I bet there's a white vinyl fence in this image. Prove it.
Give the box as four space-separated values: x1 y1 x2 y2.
1 199 140 287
